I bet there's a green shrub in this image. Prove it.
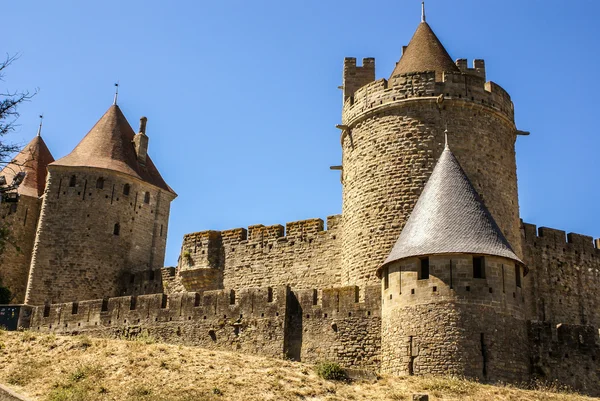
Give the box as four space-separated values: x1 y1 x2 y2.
315 361 347 381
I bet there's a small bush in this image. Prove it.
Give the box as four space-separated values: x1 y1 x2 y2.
213 387 223 395
315 361 347 381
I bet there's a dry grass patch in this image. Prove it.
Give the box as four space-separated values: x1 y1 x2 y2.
0 330 596 401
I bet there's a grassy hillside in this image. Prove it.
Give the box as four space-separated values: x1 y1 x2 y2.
0 330 596 401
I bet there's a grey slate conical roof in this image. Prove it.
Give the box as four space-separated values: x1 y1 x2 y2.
379 145 523 274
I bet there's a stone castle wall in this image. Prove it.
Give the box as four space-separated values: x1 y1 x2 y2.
0 195 41 303
27 284 381 368
529 322 600 396
340 67 521 289
522 223 600 329
177 215 342 293
380 255 529 381
25 166 174 305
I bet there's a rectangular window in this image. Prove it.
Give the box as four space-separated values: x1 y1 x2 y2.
383 266 389 289
516 265 522 288
419 258 430 280
473 256 485 279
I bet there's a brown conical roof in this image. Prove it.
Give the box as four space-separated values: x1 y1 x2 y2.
379 145 522 274
390 22 459 80
1 135 54 197
51 105 175 194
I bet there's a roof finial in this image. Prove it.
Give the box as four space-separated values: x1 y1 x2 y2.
444 127 449 150
421 1 426 22
37 114 43 137
113 82 119 105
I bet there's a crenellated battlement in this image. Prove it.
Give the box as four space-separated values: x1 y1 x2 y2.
522 222 600 255
293 285 381 317
181 215 340 258
342 70 514 125
343 57 376 102
455 58 486 80
30 286 288 332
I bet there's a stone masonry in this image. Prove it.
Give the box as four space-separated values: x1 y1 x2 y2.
1 6 599 397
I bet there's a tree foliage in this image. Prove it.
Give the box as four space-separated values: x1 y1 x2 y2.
1 55 35 164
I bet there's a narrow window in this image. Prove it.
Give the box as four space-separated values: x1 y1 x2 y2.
71 302 79 315
419 258 429 280
501 264 506 293
144 191 150 204
473 256 485 279
312 289 318 305
267 287 273 303
515 265 522 288
160 224 163 237
399 265 402 294
481 333 487 376
69 175 76 187
96 177 104 189
113 223 120 236
123 184 130 196
229 290 236 305
383 266 389 289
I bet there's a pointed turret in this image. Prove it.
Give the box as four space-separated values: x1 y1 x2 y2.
389 18 459 80
380 145 522 273
0 134 54 198
51 105 175 194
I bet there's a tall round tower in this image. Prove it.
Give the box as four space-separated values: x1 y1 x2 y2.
340 11 522 289
378 144 528 381
0 129 54 303
24 104 176 305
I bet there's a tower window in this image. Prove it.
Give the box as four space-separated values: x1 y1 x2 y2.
419 258 430 280
144 192 150 204
473 256 485 279
69 175 76 187
123 184 130 196
96 177 105 189
383 266 389 289
516 265 522 288
113 223 120 236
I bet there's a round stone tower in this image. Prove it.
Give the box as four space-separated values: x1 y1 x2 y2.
378 144 529 381
0 129 54 303
24 104 176 305
340 13 522 289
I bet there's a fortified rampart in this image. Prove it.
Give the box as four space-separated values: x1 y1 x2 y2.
522 223 600 329
529 322 600 396
177 215 342 292
27 284 381 368
25 166 174 305
0 195 41 303
340 60 521 290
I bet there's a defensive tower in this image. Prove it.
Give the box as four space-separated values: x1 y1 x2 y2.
378 142 528 380
24 104 176 305
340 6 523 289
0 127 54 303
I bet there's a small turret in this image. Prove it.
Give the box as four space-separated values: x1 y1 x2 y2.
133 116 149 165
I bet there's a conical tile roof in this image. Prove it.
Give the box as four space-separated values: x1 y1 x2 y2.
380 145 522 273
51 105 175 194
1 135 54 197
390 22 459 79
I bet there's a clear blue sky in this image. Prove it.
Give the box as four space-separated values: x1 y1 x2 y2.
4 1 600 265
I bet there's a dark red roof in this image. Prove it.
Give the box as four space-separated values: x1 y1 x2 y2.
390 22 459 80
51 105 175 194
1 135 54 198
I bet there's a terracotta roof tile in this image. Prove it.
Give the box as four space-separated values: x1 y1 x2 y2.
390 22 459 80
51 105 175 194
1 135 54 198
380 145 522 273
